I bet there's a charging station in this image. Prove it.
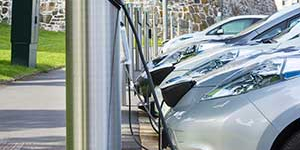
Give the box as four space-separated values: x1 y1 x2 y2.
11 0 40 67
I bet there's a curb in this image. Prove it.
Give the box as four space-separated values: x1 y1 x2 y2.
0 66 65 85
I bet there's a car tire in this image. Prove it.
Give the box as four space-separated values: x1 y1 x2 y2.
281 130 300 150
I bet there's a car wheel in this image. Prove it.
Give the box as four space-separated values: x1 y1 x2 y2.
281 130 300 150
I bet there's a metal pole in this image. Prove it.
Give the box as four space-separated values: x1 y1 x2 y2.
135 7 142 70
170 12 174 39
188 19 193 33
219 0 223 20
120 12 128 106
162 0 168 41
66 0 87 149
128 4 134 79
143 11 149 61
177 18 181 36
153 11 158 57
66 0 121 150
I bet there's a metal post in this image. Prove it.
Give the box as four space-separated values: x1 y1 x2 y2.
177 18 181 36
128 4 134 79
219 0 223 20
134 7 142 70
188 19 193 33
11 0 40 67
170 12 174 39
120 12 127 106
162 0 168 41
143 11 149 61
66 0 121 150
153 11 158 57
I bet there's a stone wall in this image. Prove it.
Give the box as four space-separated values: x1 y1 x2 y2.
150 0 277 38
222 0 277 18
155 0 221 36
0 0 11 24
40 0 65 31
0 0 65 31
0 0 277 33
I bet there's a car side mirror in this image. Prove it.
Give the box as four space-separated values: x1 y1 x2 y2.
216 29 224 35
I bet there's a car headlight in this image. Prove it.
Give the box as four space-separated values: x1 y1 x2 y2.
202 58 284 100
184 50 240 77
157 45 202 67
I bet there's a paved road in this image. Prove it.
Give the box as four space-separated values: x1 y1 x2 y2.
0 69 141 150
0 69 66 150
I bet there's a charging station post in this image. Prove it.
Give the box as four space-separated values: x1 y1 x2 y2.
143 11 150 61
66 0 121 150
134 7 143 71
11 0 40 67
162 0 168 42
153 11 159 57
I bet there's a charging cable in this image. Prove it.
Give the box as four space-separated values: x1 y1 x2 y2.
111 0 176 149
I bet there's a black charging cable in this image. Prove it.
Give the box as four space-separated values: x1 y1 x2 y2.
108 0 176 149
120 4 176 150
126 66 150 150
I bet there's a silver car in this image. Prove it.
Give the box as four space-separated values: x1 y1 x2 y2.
162 15 266 53
160 20 300 88
163 50 300 150
136 4 300 98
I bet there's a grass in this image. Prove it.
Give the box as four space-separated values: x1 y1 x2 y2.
0 23 65 81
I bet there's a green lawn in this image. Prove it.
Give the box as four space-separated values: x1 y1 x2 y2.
0 23 65 81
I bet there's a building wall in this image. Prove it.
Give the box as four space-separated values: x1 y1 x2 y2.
275 0 300 10
0 0 65 31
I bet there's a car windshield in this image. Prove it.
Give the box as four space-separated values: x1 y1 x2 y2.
203 58 285 99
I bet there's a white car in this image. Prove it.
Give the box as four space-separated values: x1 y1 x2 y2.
162 15 266 53
160 20 300 88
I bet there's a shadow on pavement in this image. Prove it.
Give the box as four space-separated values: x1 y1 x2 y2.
9 81 65 87
0 110 65 132
0 136 65 150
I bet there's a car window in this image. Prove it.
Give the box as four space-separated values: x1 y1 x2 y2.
255 15 300 40
237 17 268 37
288 16 300 27
254 21 287 40
208 19 256 35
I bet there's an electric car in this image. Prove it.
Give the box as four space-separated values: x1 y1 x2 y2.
137 4 300 98
150 4 300 70
162 15 267 53
136 14 300 99
163 51 300 150
160 20 300 88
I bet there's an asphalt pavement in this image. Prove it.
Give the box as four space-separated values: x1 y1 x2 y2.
0 69 142 150
0 69 66 150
